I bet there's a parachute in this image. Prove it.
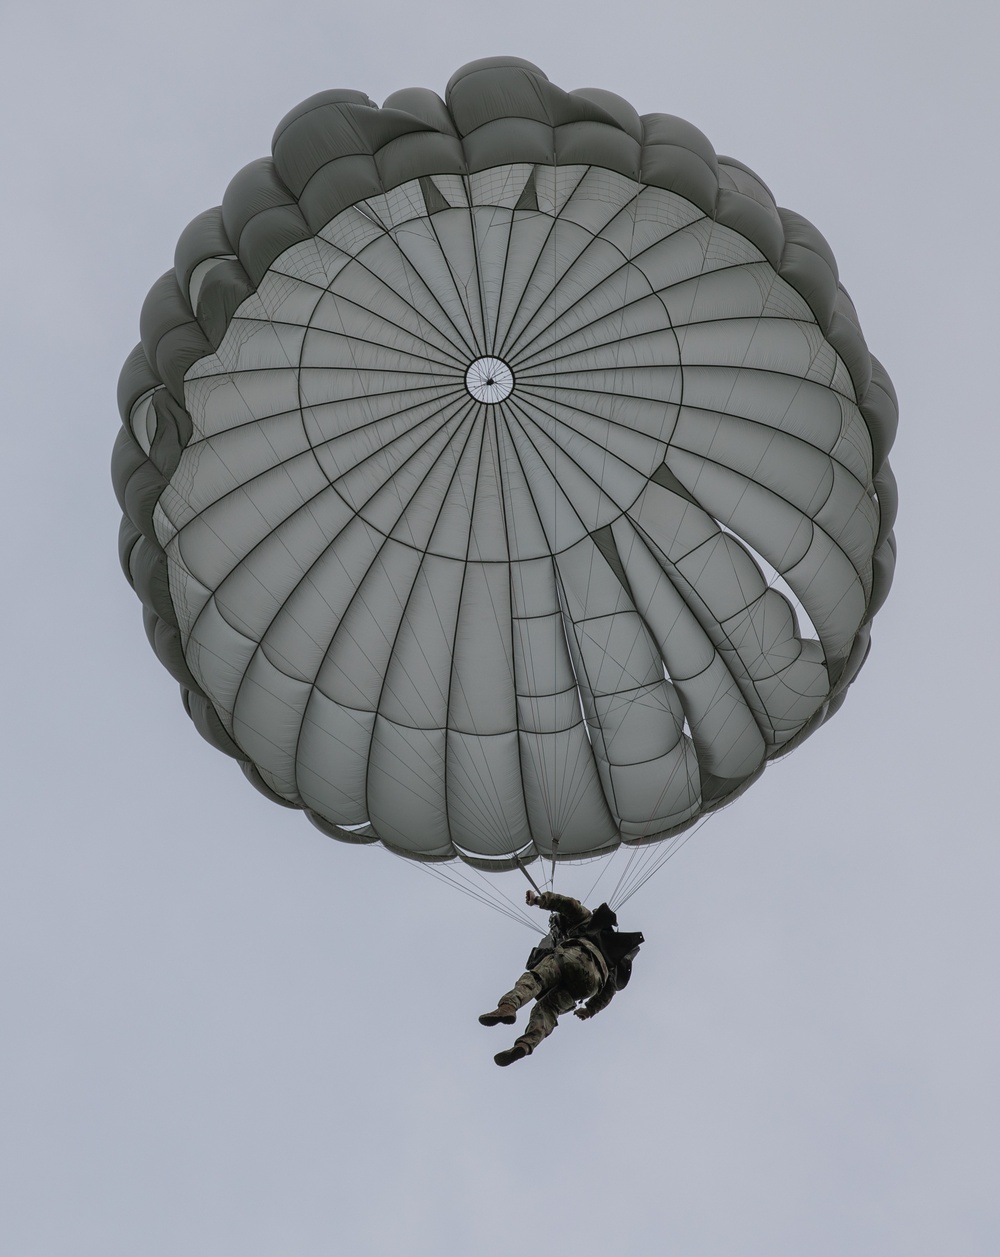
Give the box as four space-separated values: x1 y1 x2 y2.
114 57 897 884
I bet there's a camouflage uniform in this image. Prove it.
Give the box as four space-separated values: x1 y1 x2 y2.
495 892 617 1055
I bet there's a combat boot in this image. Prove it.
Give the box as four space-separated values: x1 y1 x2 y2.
494 1041 530 1066
478 1003 517 1026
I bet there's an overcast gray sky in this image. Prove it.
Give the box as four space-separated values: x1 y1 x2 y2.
2 2 998 1254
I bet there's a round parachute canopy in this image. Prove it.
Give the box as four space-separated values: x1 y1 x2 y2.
114 57 898 872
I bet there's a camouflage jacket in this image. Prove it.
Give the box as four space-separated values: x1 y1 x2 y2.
535 892 618 1016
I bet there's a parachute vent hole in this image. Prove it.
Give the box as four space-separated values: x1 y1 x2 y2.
187 254 238 313
129 389 158 456
465 356 514 403
716 523 820 643
663 665 694 742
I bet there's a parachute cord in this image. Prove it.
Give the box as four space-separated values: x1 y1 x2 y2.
447 859 542 929
581 847 616 906
606 832 667 908
607 831 682 910
609 812 717 911
409 858 542 932
548 836 560 893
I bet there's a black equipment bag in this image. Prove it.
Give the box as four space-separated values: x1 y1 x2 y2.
525 903 643 990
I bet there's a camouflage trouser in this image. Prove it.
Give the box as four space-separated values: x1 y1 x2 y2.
498 946 605 1053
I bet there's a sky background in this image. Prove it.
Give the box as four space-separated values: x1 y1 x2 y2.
2 2 997 1254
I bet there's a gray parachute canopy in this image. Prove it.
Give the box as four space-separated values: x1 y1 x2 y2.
114 57 898 872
